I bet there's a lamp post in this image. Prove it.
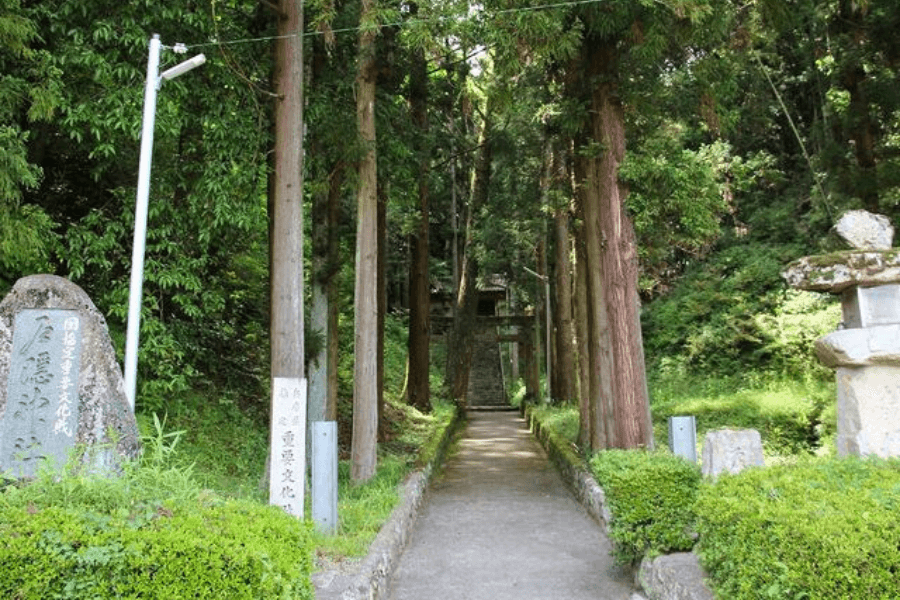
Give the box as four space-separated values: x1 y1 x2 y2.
124 35 205 411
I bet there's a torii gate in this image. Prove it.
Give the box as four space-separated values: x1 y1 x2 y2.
431 314 540 406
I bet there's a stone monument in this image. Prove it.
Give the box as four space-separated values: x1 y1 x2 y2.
783 210 900 457
701 428 765 478
0 275 140 478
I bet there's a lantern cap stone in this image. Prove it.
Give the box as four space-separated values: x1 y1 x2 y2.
834 209 894 251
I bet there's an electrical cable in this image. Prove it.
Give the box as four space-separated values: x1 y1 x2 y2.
171 0 607 51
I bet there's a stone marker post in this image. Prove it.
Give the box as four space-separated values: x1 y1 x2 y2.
0 275 140 478
269 378 307 518
668 416 697 463
783 210 900 457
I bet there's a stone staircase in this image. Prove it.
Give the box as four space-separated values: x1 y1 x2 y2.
466 332 509 409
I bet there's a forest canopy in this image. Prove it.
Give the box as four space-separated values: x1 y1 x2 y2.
1 0 897 463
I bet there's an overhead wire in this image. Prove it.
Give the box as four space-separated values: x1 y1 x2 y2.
173 0 607 51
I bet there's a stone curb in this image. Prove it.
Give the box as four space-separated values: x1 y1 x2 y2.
523 404 715 600
313 406 464 600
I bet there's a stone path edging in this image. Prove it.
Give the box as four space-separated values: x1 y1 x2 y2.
523 404 715 600
313 407 463 600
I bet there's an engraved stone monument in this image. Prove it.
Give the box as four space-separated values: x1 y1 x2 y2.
783 210 900 457
0 275 140 478
701 428 764 478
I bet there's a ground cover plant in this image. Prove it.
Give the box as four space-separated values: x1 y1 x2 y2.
0 419 315 600
145 390 456 562
696 457 900 599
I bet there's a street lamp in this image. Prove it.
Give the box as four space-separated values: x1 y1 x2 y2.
124 35 206 411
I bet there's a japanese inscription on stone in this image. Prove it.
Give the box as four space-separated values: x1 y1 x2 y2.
1 309 82 478
269 377 307 517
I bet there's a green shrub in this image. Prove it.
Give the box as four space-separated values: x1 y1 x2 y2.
0 419 314 599
0 499 314 600
590 449 701 564
696 457 900 599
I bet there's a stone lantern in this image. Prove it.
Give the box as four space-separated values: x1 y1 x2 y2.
782 210 900 458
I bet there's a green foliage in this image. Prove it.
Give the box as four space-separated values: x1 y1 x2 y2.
696 457 900 599
136 397 270 501
0 501 314 600
530 403 580 446
590 449 701 565
642 241 838 377
0 0 62 286
2 0 276 412
650 374 836 458
622 124 731 293
0 419 314 600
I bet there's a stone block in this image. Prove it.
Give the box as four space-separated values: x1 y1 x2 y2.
816 324 900 368
782 251 900 293
701 428 764 479
841 284 900 328
836 365 900 458
638 552 714 600
0 275 139 478
834 210 894 250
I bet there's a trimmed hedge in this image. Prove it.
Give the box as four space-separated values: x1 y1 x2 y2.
590 449 701 564
0 498 314 599
696 457 900 599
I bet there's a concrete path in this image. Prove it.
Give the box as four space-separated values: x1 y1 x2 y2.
387 410 636 600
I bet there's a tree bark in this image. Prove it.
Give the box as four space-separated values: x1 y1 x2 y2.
377 180 387 441
575 142 614 451
406 30 432 413
552 148 576 404
308 33 343 426
572 212 595 448
325 169 341 421
270 0 305 383
586 39 653 449
351 0 379 482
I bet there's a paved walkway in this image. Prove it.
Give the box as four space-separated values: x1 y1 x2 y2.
387 410 636 600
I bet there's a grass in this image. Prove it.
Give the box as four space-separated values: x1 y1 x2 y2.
529 403 580 446
649 373 836 459
313 399 456 560
526 371 837 462
137 389 456 563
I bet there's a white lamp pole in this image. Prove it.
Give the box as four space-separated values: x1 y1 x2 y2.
124 34 205 411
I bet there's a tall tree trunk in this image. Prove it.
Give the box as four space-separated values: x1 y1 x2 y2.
309 33 343 426
351 0 379 482
575 141 613 451
325 170 341 421
406 26 432 413
270 0 305 383
537 138 552 401
446 112 493 404
586 39 653 449
377 180 387 441
572 211 594 448
552 146 576 404
536 236 549 400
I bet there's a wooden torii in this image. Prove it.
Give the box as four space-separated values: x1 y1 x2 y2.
430 314 540 402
